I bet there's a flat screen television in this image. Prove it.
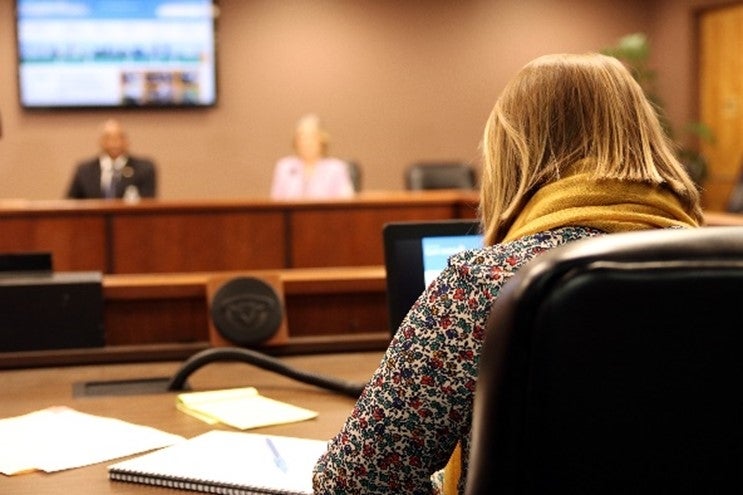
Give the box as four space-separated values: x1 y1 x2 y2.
15 0 218 109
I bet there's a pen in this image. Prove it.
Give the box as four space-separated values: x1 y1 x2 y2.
266 437 288 473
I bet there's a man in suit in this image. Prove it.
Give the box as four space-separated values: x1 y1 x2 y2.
66 119 157 199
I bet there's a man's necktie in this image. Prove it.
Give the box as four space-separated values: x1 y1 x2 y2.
104 168 120 199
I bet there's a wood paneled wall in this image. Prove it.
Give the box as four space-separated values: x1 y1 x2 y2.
699 2 743 210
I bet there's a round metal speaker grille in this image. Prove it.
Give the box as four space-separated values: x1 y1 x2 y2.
210 277 283 346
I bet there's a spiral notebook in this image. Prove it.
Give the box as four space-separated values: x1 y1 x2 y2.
108 430 328 495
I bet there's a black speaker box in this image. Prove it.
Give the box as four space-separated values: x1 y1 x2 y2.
0 271 105 352
0 252 52 272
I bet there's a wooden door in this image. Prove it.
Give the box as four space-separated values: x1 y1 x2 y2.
699 3 743 210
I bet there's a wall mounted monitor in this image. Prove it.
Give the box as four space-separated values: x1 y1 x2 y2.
15 0 218 109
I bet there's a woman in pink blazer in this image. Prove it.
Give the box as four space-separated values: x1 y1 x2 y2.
270 114 355 200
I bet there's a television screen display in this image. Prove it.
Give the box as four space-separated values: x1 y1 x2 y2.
15 0 217 109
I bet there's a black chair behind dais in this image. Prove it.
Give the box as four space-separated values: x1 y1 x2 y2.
405 162 476 190
346 160 362 193
727 159 743 212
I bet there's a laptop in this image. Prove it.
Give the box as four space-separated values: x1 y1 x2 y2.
383 219 483 335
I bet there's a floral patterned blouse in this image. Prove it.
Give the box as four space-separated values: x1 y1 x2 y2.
312 226 603 495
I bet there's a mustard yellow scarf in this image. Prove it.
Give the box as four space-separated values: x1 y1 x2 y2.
503 173 699 242
440 173 697 495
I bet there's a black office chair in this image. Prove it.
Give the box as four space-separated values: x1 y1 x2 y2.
346 160 362 193
727 158 743 213
466 227 743 495
405 162 476 190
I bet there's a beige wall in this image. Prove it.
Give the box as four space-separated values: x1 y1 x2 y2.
0 0 725 200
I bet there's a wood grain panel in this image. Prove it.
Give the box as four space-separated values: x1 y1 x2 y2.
0 193 480 274
110 211 286 273
104 297 209 345
101 267 388 347
699 4 743 210
0 215 106 271
285 291 390 337
289 205 458 267
703 210 743 226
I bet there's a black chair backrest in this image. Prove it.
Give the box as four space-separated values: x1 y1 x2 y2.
346 160 362 192
405 162 476 190
466 227 743 495
727 159 743 212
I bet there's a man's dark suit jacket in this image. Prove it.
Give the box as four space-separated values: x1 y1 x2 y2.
66 156 157 199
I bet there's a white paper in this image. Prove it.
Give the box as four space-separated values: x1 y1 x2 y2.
0 406 184 475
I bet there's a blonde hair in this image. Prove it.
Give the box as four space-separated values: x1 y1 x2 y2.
479 53 703 245
293 113 330 156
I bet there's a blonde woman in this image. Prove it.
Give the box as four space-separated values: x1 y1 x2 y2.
312 53 702 494
270 114 355 199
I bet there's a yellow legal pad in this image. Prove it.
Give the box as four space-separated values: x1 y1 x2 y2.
176 387 318 430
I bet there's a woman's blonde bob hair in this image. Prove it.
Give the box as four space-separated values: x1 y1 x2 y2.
293 113 330 156
479 53 703 245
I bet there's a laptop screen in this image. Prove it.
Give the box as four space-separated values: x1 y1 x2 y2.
383 219 483 335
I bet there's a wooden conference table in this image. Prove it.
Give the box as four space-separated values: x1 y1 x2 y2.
1 351 384 494
0 190 480 274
